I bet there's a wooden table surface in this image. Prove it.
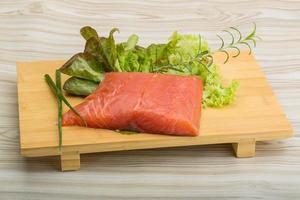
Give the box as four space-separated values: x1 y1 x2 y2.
1 0 299 199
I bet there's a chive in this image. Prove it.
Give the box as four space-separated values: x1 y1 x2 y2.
44 74 86 126
44 72 87 150
55 70 63 151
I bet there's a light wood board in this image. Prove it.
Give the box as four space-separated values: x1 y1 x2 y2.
17 52 293 171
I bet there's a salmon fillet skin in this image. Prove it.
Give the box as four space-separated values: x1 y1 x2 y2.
62 72 203 136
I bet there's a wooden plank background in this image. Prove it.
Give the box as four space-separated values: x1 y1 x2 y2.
0 0 299 199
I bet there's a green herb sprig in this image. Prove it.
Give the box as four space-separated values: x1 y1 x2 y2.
55 70 63 150
197 23 260 71
213 22 261 64
44 72 86 150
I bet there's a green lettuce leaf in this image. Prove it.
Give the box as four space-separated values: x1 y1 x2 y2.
80 26 98 41
118 49 141 72
98 28 120 71
117 35 150 72
201 64 239 108
59 52 104 82
167 32 209 66
83 28 120 72
125 34 139 50
63 77 98 96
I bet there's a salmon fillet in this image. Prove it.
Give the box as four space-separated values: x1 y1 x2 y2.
62 72 203 136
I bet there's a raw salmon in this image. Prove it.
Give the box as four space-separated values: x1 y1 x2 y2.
62 72 203 136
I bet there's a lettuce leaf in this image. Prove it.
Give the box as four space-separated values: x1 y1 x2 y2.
63 77 99 96
125 34 139 50
168 31 209 65
202 64 239 108
83 28 120 72
80 26 98 41
59 53 104 82
98 28 120 71
60 27 120 80
116 37 144 72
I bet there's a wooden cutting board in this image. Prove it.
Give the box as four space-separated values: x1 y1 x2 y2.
17 52 293 171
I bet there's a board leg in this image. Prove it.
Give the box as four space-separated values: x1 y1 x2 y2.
60 151 80 171
232 139 256 158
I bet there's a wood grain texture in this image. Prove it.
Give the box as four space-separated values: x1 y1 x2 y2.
0 0 300 199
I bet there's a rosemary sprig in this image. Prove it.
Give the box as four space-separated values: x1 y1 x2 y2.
173 23 260 72
214 22 260 64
